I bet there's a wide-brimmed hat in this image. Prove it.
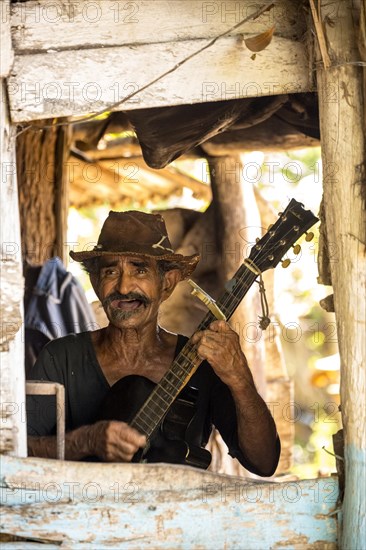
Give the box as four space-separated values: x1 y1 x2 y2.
69 210 200 279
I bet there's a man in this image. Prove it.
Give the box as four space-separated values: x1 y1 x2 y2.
27 211 280 476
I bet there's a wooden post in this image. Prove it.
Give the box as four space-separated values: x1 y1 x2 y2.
254 188 294 473
314 2 366 547
205 156 266 476
16 123 62 264
208 155 266 395
0 0 27 456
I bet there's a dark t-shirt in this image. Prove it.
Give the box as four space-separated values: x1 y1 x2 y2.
26 332 267 473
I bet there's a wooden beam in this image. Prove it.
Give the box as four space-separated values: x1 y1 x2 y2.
0 455 339 548
202 118 320 155
8 33 311 122
314 2 366 548
0 79 26 457
11 1 306 53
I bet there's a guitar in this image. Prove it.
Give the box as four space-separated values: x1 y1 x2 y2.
98 199 318 468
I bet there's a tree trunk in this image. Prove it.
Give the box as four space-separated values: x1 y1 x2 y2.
16 122 71 265
314 2 366 547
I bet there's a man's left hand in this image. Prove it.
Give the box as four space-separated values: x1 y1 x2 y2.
191 320 252 389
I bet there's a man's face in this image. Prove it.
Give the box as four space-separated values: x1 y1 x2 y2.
94 255 178 329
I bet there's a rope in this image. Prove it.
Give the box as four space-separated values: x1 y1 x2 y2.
243 258 271 330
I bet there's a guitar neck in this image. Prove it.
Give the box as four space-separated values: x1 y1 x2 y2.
129 265 257 438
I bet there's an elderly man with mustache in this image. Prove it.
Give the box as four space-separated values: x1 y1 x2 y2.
27 211 280 476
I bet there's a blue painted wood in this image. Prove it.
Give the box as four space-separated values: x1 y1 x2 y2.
342 444 366 549
0 456 338 548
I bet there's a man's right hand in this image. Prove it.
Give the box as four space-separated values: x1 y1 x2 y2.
87 420 147 462
28 421 147 462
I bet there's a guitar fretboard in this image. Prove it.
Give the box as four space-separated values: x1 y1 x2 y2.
129 265 258 437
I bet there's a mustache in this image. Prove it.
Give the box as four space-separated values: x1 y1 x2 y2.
102 292 151 308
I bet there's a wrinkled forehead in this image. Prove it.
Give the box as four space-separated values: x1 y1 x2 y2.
98 254 156 268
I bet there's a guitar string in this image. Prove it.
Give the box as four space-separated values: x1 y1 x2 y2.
130 217 308 435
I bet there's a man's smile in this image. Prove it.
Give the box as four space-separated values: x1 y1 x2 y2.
111 298 144 311
102 292 152 320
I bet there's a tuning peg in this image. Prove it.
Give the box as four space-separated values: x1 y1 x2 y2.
292 244 301 255
281 259 291 268
305 231 314 242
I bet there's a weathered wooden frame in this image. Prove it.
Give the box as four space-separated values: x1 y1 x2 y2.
1 456 339 548
7 0 313 121
1 0 365 547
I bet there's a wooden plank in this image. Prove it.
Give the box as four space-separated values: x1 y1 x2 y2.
7 35 311 122
0 0 13 77
0 81 26 457
10 0 306 53
313 2 366 549
0 456 338 548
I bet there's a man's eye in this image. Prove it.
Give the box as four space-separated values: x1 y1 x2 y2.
137 268 147 274
104 268 117 276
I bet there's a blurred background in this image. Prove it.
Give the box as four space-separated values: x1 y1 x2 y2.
66 144 341 479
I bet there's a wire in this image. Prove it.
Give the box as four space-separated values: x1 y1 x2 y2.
14 1 276 137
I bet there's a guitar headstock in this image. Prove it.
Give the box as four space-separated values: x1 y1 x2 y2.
248 199 319 273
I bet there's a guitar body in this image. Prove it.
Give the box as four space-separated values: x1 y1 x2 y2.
97 375 212 469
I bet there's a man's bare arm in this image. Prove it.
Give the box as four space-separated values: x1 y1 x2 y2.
192 320 279 476
28 420 146 462
228 378 279 476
